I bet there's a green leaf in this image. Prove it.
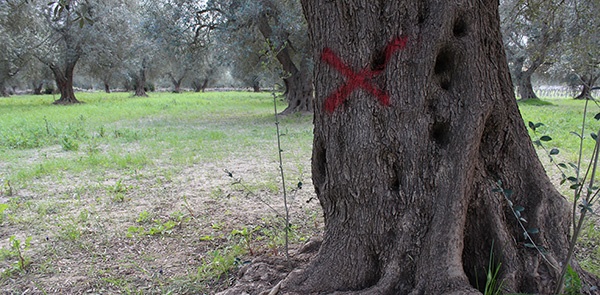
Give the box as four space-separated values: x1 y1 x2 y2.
520 217 527 223
503 189 513 197
527 228 540 234
592 133 598 141
524 243 536 249
558 163 568 169
567 176 579 183
540 135 552 142
534 123 544 129
594 113 600 120
528 121 535 130
549 148 559 155
514 205 525 212
570 131 582 139
569 162 579 172
533 140 542 147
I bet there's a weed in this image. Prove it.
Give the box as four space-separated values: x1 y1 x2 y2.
147 220 177 236
59 219 82 241
231 226 259 255
1 180 13 197
108 179 129 203
564 265 582 295
60 135 79 151
1 236 32 276
79 209 89 223
0 203 8 224
136 210 152 223
128 211 189 237
197 245 246 282
482 243 503 295
200 235 214 241
85 138 101 155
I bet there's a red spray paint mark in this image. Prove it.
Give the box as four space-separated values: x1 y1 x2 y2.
321 36 408 113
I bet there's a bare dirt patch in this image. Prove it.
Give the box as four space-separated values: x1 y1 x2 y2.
0 149 321 294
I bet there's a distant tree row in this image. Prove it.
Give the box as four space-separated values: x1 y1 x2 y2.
0 0 597 109
501 0 599 100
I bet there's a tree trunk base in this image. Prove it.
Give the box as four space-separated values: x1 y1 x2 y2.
52 97 81 105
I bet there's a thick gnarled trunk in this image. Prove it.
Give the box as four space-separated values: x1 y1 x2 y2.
274 1 596 294
133 60 148 97
49 60 80 105
256 12 313 114
0 81 8 97
32 81 44 95
575 74 599 100
517 70 538 100
169 72 186 93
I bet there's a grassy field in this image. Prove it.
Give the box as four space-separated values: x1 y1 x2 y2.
0 92 598 293
0 92 319 294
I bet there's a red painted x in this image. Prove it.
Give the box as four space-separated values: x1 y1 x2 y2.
321 36 408 113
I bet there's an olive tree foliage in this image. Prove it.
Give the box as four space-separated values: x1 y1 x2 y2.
19 60 55 95
500 0 565 100
141 0 222 93
78 0 138 93
551 0 599 99
215 17 278 92
205 0 313 113
115 0 165 97
0 0 41 96
33 0 141 103
34 0 94 103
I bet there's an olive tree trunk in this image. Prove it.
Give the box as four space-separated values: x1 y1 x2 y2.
516 70 539 100
575 74 599 100
275 1 596 294
49 60 80 105
0 81 8 97
133 59 148 97
257 12 313 115
168 72 186 93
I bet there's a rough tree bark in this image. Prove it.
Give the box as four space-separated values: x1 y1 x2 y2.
133 59 148 97
49 59 80 105
0 81 8 97
192 77 210 92
0 67 10 97
273 1 598 294
168 72 186 93
511 56 539 100
256 9 313 115
516 69 539 100
102 72 112 93
32 81 44 95
252 79 261 92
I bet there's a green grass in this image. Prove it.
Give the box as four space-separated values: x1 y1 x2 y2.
519 98 600 164
0 92 311 186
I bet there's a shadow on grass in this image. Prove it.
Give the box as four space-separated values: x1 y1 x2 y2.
517 98 555 106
